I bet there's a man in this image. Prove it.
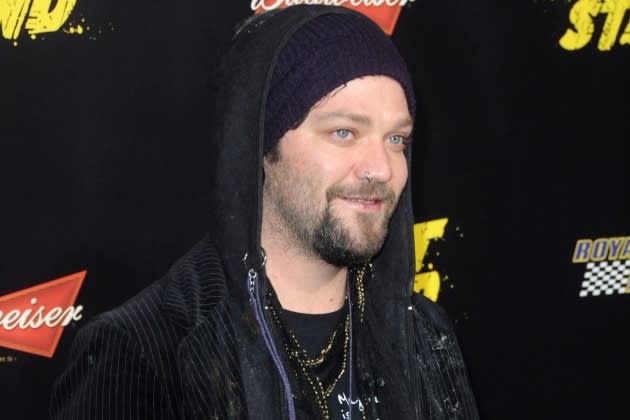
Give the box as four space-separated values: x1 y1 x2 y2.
50 5 478 419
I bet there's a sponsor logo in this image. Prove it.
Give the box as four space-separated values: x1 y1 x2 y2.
251 0 416 35
572 236 630 297
413 218 449 302
0 271 86 357
1 0 93 45
559 0 630 51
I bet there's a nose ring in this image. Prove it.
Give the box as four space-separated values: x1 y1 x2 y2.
364 171 373 183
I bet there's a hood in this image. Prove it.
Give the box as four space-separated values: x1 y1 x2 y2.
208 5 416 304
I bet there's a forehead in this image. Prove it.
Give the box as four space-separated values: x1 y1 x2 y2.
304 76 412 125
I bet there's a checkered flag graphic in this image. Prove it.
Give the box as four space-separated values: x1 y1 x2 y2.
579 260 630 297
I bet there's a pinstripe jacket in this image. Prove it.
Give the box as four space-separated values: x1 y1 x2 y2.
51 6 478 419
50 237 478 419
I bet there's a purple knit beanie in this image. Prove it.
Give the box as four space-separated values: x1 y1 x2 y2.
263 11 416 154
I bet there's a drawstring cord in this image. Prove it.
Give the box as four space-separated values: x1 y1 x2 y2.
245 252 360 420
347 279 354 420
246 268 297 420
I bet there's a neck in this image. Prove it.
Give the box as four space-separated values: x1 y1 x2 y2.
261 224 348 315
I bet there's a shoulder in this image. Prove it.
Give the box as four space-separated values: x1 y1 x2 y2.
408 294 480 419
50 237 231 419
409 294 465 368
98 236 228 342
93 236 231 366
410 293 453 332
409 294 462 359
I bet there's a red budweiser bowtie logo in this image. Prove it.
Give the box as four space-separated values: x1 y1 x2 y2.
0 271 86 358
251 0 412 35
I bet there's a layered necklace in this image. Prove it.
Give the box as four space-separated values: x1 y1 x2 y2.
266 264 370 420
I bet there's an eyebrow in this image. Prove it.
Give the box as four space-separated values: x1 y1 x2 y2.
313 111 413 131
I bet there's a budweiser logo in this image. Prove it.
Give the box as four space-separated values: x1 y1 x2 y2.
251 0 415 35
0 271 86 358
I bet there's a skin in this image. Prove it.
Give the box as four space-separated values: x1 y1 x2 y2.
261 75 413 314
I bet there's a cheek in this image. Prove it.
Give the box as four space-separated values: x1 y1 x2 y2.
319 156 354 182
281 135 338 175
299 147 354 185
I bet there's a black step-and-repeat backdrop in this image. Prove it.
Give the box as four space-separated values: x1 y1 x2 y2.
2 1 628 419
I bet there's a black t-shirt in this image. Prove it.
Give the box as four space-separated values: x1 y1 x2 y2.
283 308 370 419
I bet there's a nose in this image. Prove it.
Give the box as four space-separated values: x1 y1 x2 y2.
354 138 393 183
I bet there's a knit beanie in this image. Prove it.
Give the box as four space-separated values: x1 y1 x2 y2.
263 11 416 154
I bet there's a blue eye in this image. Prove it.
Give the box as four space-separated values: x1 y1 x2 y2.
389 134 406 145
334 129 351 139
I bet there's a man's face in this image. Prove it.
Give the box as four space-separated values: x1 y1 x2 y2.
263 76 413 267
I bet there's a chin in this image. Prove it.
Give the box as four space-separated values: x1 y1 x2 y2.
349 230 388 255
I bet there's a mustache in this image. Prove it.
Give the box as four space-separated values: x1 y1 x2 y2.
326 183 396 203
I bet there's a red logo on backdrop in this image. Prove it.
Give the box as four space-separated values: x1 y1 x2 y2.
0 271 86 358
251 0 414 35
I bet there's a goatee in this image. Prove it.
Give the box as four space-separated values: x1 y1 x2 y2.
311 183 397 267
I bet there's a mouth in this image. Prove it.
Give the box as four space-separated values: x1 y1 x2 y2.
339 196 385 211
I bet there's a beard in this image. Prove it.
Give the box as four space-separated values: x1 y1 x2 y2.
263 158 399 267
311 195 395 267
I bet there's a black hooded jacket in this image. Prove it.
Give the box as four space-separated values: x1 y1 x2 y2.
50 6 479 420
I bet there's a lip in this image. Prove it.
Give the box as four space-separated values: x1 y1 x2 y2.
339 196 384 211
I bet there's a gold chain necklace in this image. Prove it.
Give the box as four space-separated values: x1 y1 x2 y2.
266 264 370 420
